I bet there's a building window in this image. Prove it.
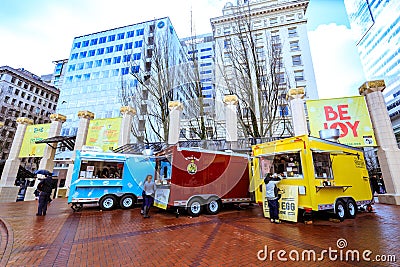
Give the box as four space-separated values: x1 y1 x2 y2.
292 55 302 66
68 64 76 72
121 67 129 75
107 35 116 42
115 44 123 51
200 47 212 52
104 58 112 65
290 41 300 51
200 55 212 59
73 42 81 49
125 42 133 50
85 61 93 69
88 49 95 57
90 38 98 45
134 40 143 48
123 54 131 62
77 63 84 70
277 73 285 84
286 14 295 21
106 46 114 53
294 70 304 81
83 73 91 81
117 33 125 40
148 36 154 45
126 31 134 38
99 37 106 44
102 70 109 78
136 28 144 36
96 48 104 55
288 27 298 38
82 40 89 47
111 69 119 76
200 70 212 74
133 53 141 60
200 62 212 67
79 51 87 58
270 17 278 25
132 65 140 73
70 53 78 60
95 59 102 67
280 105 289 116
113 56 121 64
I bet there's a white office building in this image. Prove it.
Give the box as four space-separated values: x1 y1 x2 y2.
210 0 318 138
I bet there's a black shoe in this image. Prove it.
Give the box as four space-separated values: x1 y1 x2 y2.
36 213 41 216
43 213 46 216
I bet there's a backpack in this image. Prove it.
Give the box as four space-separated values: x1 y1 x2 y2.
37 182 44 191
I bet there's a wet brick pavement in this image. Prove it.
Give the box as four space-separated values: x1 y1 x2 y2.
0 199 399 266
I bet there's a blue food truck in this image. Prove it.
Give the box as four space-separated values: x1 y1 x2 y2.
68 149 156 211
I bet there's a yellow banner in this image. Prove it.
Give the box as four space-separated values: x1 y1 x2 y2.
19 124 51 158
262 184 298 222
86 117 122 152
306 96 376 147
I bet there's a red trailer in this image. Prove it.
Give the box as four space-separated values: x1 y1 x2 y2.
153 146 251 216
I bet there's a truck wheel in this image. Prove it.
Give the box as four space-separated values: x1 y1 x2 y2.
120 195 136 209
335 200 346 222
346 199 357 219
187 198 203 217
206 199 221 215
100 195 117 210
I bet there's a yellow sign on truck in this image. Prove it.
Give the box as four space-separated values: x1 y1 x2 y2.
252 135 372 222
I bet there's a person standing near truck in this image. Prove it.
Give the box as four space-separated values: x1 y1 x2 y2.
143 175 156 218
36 174 56 216
264 173 282 224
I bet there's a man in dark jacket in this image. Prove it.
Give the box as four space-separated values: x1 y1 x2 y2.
36 174 55 216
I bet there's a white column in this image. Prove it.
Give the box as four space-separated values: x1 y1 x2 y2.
223 95 239 145
118 106 136 147
0 117 33 202
288 88 308 136
168 101 183 145
360 80 400 205
38 114 67 171
64 111 94 195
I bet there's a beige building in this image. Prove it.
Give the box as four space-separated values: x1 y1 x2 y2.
0 66 59 176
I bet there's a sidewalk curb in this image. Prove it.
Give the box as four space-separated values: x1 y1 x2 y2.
0 217 13 266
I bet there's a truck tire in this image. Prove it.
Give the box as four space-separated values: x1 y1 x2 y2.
346 199 357 219
120 194 136 209
100 195 117 211
187 198 203 217
206 199 221 215
335 199 346 222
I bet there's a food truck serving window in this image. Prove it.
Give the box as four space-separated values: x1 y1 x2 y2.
312 153 333 179
79 160 124 179
259 152 303 179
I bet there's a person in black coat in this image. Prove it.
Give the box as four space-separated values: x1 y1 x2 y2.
36 175 56 216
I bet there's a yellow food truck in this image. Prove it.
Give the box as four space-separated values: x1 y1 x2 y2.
251 135 373 221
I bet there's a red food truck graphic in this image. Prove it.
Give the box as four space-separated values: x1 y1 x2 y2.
153 146 251 216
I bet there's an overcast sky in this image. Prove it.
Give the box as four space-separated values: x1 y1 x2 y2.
0 0 365 99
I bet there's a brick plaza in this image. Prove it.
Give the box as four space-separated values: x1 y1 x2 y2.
0 199 399 266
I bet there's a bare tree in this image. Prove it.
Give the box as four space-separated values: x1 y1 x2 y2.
214 3 293 139
119 22 196 143
181 33 219 141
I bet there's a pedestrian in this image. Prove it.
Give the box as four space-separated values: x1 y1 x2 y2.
36 173 55 216
264 173 282 224
142 174 156 218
